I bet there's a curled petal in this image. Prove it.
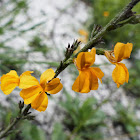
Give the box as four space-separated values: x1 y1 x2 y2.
31 92 48 112
112 63 129 88
47 83 63 94
40 69 55 89
114 42 133 62
91 67 104 83
72 70 90 93
19 74 40 89
6 70 19 78
45 78 63 94
0 70 19 95
20 71 34 76
76 48 96 70
20 85 43 104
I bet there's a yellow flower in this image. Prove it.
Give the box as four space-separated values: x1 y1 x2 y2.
0 70 36 95
103 11 109 17
105 42 133 88
0 70 20 95
0 71 34 95
19 69 63 112
72 48 104 93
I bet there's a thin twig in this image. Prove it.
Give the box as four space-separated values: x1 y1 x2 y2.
0 104 31 139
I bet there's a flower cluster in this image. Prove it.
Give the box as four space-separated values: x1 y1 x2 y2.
105 42 133 87
72 48 104 93
0 42 133 111
72 42 133 91
0 69 63 111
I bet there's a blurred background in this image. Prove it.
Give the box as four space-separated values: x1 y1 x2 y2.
0 0 140 140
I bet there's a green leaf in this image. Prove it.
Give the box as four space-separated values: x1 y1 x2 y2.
52 123 67 140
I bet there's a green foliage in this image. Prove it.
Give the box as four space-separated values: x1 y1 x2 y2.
125 59 140 96
0 100 46 140
29 36 49 54
0 0 29 74
51 123 67 140
16 0 28 9
57 90 106 139
51 89 140 140
0 99 19 127
20 121 46 140
113 103 140 140
0 0 50 74
86 0 140 50
0 45 27 73
0 27 4 35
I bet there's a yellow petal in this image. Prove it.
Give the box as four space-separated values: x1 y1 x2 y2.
45 78 62 93
89 69 99 90
122 43 133 60
1 70 19 81
0 70 19 95
20 85 43 104
72 70 90 93
31 92 48 112
114 42 133 62
1 82 19 95
47 83 63 94
91 67 104 83
19 74 40 89
40 69 55 89
20 71 34 76
76 48 96 70
119 63 129 83
7 70 19 78
112 63 128 88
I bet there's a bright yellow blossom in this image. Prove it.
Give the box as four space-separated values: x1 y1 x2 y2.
19 69 63 112
72 48 104 93
0 70 20 95
0 71 34 95
103 11 109 17
105 42 133 88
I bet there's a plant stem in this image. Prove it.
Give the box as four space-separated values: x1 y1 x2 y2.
0 118 21 139
0 104 31 139
54 0 140 78
72 0 140 56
